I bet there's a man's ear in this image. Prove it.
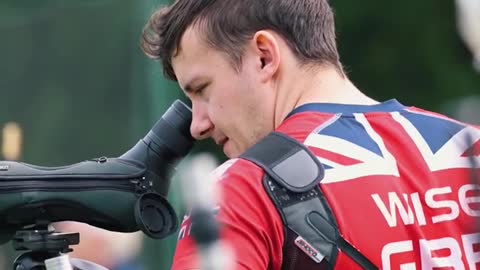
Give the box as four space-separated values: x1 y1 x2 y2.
252 30 280 83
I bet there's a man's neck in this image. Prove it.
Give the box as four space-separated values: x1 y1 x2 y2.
273 66 379 127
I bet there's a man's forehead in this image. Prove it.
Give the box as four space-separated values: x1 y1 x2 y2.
172 26 218 87
174 26 208 60
172 28 205 69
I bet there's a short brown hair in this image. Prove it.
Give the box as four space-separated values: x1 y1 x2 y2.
141 0 342 80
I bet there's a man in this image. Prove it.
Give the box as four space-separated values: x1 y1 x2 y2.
141 0 480 269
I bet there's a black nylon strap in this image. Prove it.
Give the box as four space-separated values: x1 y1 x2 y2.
241 132 324 193
338 238 378 270
240 132 378 270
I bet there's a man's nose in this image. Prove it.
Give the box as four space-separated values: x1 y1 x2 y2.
190 102 213 140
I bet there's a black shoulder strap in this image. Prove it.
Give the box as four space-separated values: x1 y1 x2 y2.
241 132 324 192
240 132 378 270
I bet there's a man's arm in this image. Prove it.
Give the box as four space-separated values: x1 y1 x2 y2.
171 159 285 270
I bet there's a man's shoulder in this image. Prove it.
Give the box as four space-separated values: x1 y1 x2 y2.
215 113 334 186
405 106 480 129
213 158 265 186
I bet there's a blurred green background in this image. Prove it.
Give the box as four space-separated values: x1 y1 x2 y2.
0 0 478 269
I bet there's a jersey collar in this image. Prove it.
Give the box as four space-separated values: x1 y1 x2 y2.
285 99 406 119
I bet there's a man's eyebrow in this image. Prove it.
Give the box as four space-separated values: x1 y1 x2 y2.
183 77 203 94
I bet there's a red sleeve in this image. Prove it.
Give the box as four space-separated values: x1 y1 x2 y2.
171 159 284 270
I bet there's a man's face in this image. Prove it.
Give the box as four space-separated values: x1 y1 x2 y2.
172 27 275 158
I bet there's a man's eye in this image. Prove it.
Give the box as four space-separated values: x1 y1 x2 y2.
195 84 208 95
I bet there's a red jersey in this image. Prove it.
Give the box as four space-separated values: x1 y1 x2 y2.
172 99 480 270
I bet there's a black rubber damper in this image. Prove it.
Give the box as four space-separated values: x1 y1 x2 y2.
134 192 178 239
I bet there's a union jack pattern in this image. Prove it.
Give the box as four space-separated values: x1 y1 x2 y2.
303 109 479 184
395 109 480 172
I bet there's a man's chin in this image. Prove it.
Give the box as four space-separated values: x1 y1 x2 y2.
223 149 238 159
223 141 241 159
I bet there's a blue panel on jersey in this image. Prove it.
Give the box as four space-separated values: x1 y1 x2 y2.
319 117 384 157
401 111 465 153
322 164 333 169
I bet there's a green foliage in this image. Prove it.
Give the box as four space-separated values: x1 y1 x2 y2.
333 0 479 112
0 0 136 166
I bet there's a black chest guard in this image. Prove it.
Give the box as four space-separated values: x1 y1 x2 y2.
240 132 378 270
